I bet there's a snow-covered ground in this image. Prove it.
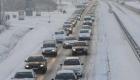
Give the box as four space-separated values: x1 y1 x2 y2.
0 2 76 80
111 2 140 51
124 1 140 9
92 1 140 80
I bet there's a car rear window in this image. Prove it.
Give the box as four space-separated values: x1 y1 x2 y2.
55 31 64 35
14 72 33 78
73 42 87 46
64 59 80 65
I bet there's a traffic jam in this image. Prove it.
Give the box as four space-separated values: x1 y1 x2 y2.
11 1 96 80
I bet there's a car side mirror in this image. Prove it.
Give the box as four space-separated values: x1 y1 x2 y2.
41 47 43 49
52 78 54 80
11 77 14 80
25 59 28 62
60 64 63 66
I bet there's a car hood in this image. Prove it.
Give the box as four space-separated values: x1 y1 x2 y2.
62 65 82 71
64 40 77 44
42 47 56 51
72 46 87 49
26 62 44 65
79 33 90 37
55 35 64 39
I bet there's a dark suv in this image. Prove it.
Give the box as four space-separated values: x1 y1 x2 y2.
42 40 57 57
24 56 47 74
72 41 88 55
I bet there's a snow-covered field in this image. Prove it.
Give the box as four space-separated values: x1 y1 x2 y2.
0 2 76 80
93 1 140 80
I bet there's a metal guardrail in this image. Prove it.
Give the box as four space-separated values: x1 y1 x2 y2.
112 10 140 62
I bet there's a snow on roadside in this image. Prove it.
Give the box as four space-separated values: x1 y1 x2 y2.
93 1 140 80
111 2 140 47
124 1 140 9
0 26 31 63
0 2 76 80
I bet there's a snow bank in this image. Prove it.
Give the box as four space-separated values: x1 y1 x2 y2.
0 26 31 63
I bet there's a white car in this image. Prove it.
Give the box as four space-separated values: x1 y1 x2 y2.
54 30 66 43
11 69 36 80
63 36 77 49
79 29 91 40
81 25 92 34
52 70 78 80
61 57 83 78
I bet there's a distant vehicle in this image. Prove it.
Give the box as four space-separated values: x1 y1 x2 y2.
63 24 73 35
72 41 89 55
24 56 47 74
90 15 95 22
42 40 58 57
79 29 91 40
61 57 83 78
84 16 93 22
52 70 78 80
67 18 77 27
83 21 93 26
63 36 77 49
54 30 66 43
81 25 92 35
11 69 36 80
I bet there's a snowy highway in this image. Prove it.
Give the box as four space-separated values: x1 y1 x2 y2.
1 0 140 80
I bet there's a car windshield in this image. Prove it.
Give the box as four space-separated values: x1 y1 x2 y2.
63 25 71 28
80 30 89 33
64 59 80 65
84 17 91 20
43 43 55 47
14 72 33 78
66 37 76 40
27 56 44 62
73 42 87 46
55 31 64 35
55 73 75 79
64 22 71 24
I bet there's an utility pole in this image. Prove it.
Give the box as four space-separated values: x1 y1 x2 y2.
0 0 2 25
0 0 5 25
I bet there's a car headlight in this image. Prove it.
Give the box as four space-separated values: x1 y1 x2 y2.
25 65 29 68
65 43 69 45
73 49 76 51
40 64 44 67
69 28 72 30
52 49 56 52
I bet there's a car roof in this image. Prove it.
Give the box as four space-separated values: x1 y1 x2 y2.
27 55 44 59
16 69 33 72
57 70 74 74
65 57 79 60
43 40 56 44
